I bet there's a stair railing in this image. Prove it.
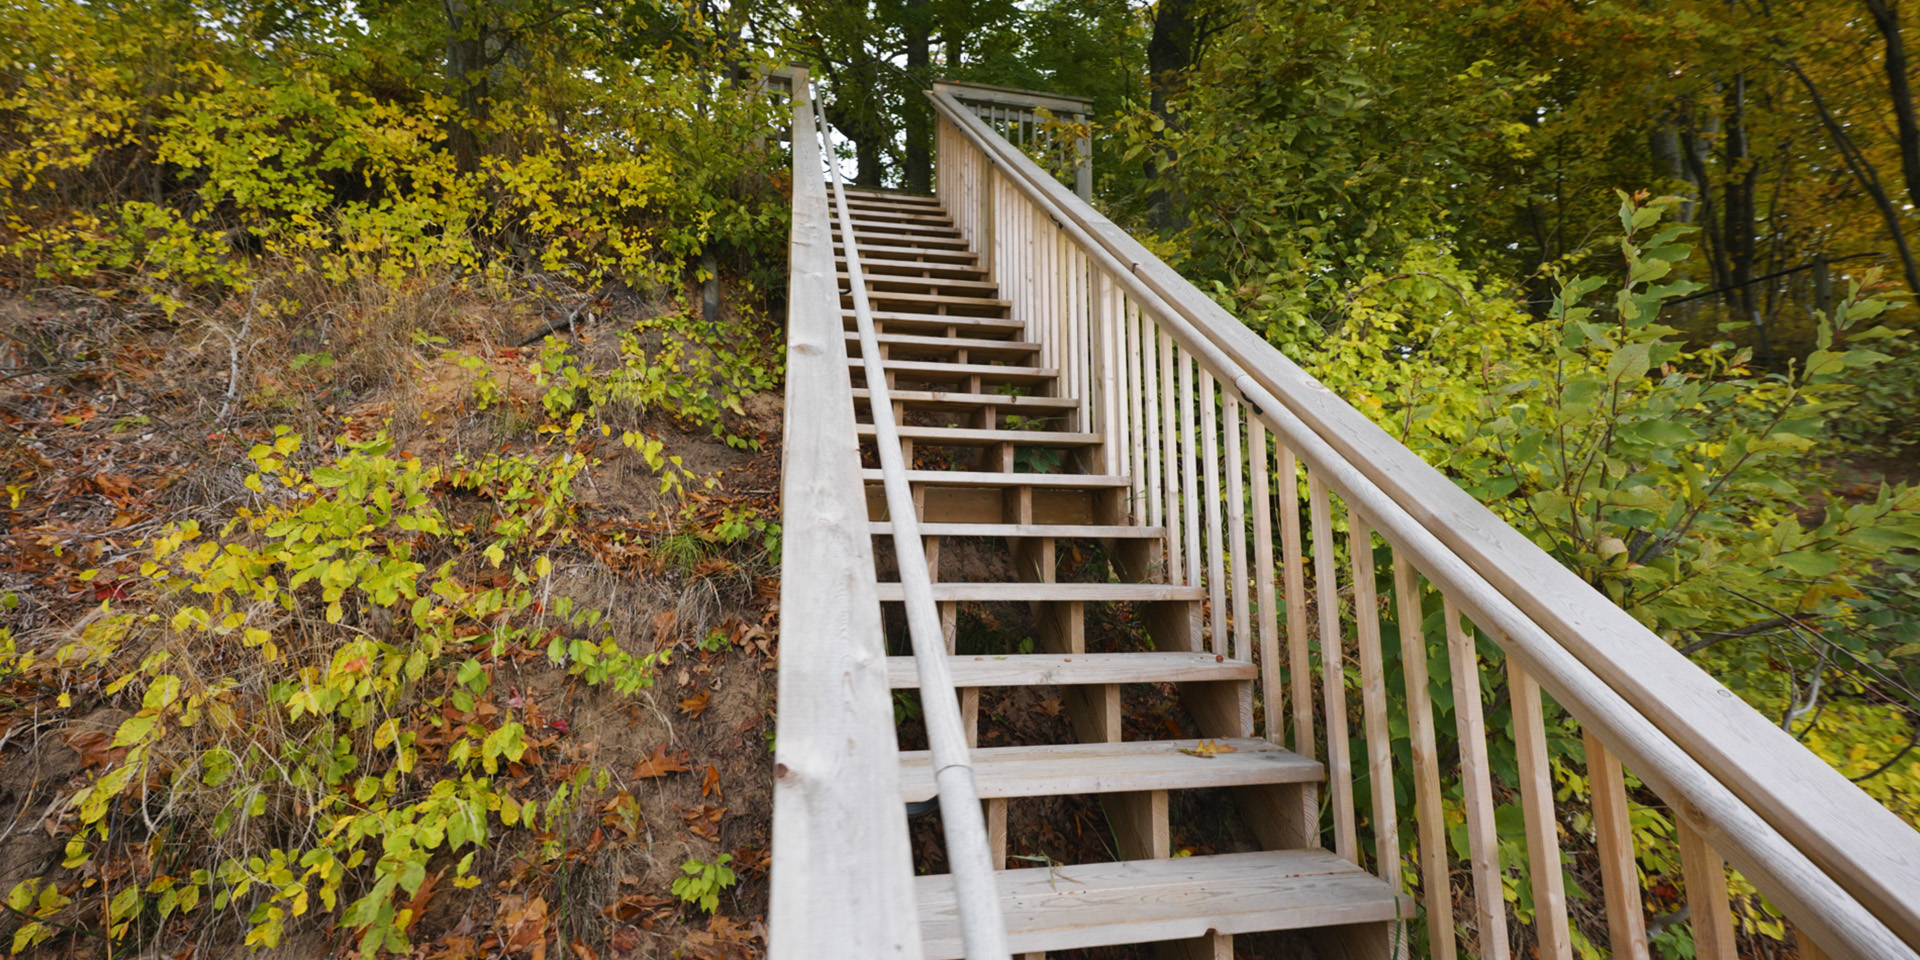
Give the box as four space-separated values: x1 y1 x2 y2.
929 84 1920 960
768 69 926 959
817 84 1011 960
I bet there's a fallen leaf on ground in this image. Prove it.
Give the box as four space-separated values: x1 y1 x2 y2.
701 763 721 799
632 743 691 779
678 689 711 719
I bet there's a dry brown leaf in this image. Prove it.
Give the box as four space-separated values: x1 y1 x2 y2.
611 927 643 952
632 743 691 779
1034 696 1063 718
399 868 444 932
678 689 711 719
650 609 678 648
496 895 549 959
701 763 721 800
682 803 726 842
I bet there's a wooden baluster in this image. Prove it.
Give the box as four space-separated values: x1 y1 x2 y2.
1678 821 1736 960
1508 658 1572 960
1157 329 1182 583
1279 445 1313 758
1126 299 1147 524
1307 473 1355 861
1063 238 1078 414
1225 396 1250 663
1179 352 1201 592
1058 231 1071 408
1585 731 1650 960
1348 513 1397 884
1083 250 1092 421
1391 551 1453 960
1443 598 1509 960
1250 419 1281 742
1142 311 1163 529
1100 272 1122 477
1079 246 1094 430
1201 370 1226 656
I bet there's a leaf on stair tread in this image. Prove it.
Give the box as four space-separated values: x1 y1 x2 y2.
1179 739 1237 759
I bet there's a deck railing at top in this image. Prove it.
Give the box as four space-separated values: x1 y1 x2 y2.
929 84 1920 960
934 80 1092 201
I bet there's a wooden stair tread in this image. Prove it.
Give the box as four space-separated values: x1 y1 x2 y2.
887 651 1252 689
864 469 1129 488
915 848 1408 959
840 273 1000 293
857 423 1099 447
842 290 1010 309
872 522 1161 538
899 737 1317 802
832 210 956 225
857 261 989 280
838 188 939 204
846 331 1038 356
834 227 968 245
842 311 1022 334
849 359 1053 385
873 582 1202 602
852 388 1077 413
834 243 978 263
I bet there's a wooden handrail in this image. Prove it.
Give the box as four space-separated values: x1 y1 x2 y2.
817 93 1010 960
768 69 924 960
928 86 1920 959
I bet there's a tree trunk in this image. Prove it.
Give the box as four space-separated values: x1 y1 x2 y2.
1784 58 1920 296
1863 0 1920 216
903 0 933 194
1145 0 1196 231
443 0 490 174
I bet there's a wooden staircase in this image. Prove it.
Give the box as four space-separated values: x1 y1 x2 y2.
831 186 1410 959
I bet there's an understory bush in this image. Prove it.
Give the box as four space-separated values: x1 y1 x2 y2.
4 430 660 956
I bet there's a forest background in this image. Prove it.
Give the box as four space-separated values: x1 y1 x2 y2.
1 0 1918 958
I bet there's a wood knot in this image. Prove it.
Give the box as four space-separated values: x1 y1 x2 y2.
775 762 791 779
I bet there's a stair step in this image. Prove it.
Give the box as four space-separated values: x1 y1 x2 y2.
845 290 1009 311
858 424 1099 448
872 522 1162 539
835 231 970 250
842 311 1023 337
852 388 1077 415
899 737 1318 802
873 582 1203 603
915 848 1408 959
835 243 979 264
849 358 1052 386
835 220 961 238
857 261 989 281
845 200 946 217
864 469 1130 489
848 332 1039 363
839 272 1000 295
832 210 956 226
838 187 940 206
888 651 1251 690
